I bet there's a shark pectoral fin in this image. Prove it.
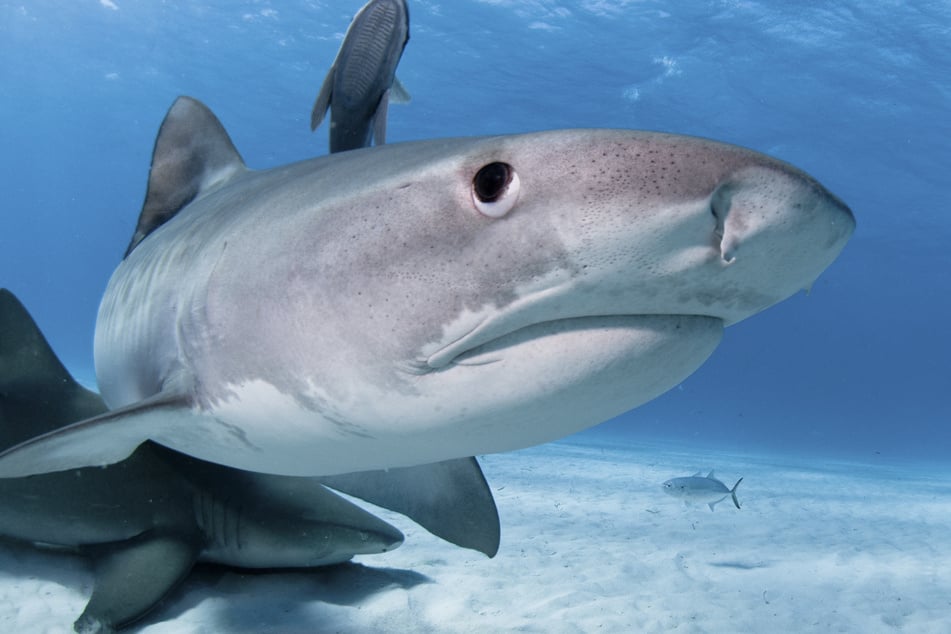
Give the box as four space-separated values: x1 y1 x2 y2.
310 64 336 131
0 393 192 478
390 76 411 104
372 89 391 145
321 457 501 558
75 532 201 633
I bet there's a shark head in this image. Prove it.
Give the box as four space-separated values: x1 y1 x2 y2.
161 109 853 474
0 98 853 478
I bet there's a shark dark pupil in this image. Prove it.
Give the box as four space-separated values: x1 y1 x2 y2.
473 162 512 203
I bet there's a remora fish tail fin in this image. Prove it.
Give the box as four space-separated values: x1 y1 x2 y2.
0 289 108 446
731 477 743 510
0 392 192 478
124 96 246 257
321 457 501 557
310 65 336 131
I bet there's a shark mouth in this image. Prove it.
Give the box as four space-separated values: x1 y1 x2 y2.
428 314 723 369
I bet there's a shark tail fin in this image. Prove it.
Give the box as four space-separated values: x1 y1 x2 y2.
730 477 743 509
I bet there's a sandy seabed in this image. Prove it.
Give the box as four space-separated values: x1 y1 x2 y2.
1 439 948 633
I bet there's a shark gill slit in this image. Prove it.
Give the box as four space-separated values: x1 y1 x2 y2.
194 490 242 550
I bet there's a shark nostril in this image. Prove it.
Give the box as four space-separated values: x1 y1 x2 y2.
710 199 723 237
710 185 735 264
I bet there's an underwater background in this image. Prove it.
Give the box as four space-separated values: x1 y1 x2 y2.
1 0 948 461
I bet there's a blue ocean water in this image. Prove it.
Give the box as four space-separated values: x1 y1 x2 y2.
1 0 948 464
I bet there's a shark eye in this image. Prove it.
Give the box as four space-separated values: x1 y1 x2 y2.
472 162 520 218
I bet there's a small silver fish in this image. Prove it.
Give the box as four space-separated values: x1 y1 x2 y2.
663 471 743 511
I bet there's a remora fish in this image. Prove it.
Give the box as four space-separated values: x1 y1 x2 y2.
311 0 411 152
663 471 743 511
0 96 854 479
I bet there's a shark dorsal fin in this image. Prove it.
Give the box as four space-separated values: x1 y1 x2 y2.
707 470 716 478
124 96 246 257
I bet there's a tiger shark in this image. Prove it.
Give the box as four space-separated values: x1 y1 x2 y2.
0 96 854 479
311 0 411 151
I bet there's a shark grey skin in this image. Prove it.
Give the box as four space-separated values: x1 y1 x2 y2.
0 288 499 555
663 471 743 511
0 288 401 632
0 289 499 558
311 0 411 152
0 96 854 480
0 288 499 632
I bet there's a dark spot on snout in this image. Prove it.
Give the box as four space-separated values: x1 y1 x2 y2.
473 162 514 203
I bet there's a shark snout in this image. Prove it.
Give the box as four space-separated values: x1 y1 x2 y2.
715 164 853 260
704 162 854 323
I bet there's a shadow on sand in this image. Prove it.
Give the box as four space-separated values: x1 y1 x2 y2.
144 560 432 632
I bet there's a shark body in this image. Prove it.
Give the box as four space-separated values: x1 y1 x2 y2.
0 96 854 479
0 288 498 631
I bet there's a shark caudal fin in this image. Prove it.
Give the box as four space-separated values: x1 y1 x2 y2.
730 477 743 510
